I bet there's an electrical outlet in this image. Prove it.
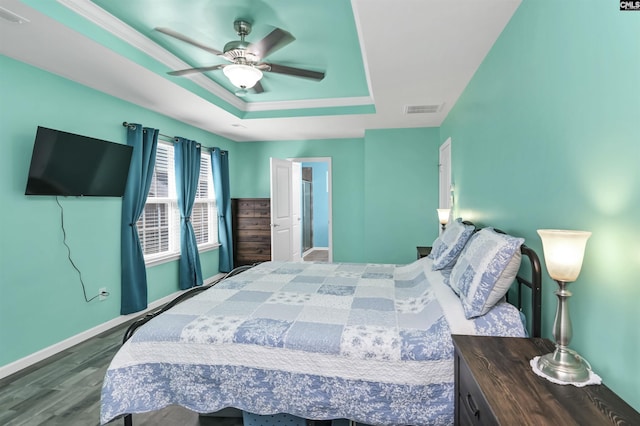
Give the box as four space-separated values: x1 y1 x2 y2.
99 287 108 301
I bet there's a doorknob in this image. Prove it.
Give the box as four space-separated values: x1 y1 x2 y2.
272 223 279 227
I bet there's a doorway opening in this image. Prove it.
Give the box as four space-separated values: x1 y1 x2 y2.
300 161 330 262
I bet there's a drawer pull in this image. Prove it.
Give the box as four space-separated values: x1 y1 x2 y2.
466 393 480 419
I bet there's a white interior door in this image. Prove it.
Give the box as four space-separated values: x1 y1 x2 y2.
439 138 452 209
291 162 302 262
270 158 293 261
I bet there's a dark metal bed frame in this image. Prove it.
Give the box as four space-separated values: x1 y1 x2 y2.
490 225 542 339
118 240 541 426
122 265 255 344
515 244 542 338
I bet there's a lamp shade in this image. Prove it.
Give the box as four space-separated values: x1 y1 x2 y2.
537 229 591 282
437 209 450 225
223 64 263 89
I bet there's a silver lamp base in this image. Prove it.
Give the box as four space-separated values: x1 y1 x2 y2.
536 347 590 383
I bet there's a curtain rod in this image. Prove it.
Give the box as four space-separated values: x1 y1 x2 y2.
122 122 218 151
122 122 174 141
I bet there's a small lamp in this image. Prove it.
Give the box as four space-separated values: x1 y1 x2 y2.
536 229 592 383
437 209 450 231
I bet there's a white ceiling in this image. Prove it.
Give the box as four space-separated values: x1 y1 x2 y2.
0 0 522 142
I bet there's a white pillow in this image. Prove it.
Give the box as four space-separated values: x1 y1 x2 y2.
449 228 524 318
429 218 475 270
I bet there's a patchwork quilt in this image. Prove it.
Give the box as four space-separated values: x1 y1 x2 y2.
101 259 526 425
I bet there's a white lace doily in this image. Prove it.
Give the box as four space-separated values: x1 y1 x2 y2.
530 356 602 387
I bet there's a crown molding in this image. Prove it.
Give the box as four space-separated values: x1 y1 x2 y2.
244 95 373 112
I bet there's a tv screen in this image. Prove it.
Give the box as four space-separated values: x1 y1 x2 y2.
25 126 133 197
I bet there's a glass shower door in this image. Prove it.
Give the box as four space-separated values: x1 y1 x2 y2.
302 180 312 252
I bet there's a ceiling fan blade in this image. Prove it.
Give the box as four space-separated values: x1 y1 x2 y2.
264 63 325 81
155 27 223 56
247 28 295 59
253 80 265 94
168 64 225 76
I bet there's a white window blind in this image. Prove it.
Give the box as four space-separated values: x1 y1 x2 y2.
193 153 218 247
137 142 217 264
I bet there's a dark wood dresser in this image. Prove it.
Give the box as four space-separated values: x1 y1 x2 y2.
231 198 271 266
452 334 640 425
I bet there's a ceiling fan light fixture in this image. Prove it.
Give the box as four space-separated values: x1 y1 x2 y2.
223 64 263 89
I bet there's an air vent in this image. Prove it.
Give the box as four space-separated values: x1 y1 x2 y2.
0 6 29 24
404 104 442 114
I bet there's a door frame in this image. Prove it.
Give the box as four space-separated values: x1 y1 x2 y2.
439 138 452 209
290 157 333 263
291 161 302 262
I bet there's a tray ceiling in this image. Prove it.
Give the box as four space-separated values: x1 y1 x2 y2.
0 0 521 141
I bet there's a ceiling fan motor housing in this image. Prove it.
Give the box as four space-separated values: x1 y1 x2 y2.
224 20 257 62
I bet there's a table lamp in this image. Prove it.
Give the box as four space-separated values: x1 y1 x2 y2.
536 229 592 383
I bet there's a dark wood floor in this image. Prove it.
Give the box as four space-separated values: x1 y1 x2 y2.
0 321 243 426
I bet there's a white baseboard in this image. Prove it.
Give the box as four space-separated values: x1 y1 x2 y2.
0 273 225 380
302 247 329 256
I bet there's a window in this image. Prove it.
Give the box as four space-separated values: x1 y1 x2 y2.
137 142 217 264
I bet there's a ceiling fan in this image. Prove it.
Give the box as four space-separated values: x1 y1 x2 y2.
156 20 325 95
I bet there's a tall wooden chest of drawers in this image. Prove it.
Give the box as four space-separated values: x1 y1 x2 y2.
231 198 271 266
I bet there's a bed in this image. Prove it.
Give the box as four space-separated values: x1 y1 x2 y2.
101 221 541 426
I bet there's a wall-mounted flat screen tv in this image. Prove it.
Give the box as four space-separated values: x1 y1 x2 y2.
25 126 133 197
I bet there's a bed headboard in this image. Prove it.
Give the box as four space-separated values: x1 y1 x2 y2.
516 244 542 338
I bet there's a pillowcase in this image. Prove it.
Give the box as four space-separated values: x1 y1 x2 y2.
429 218 476 270
449 228 524 319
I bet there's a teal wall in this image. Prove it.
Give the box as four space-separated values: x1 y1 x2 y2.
0 56 234 367
232 128 441 264
441 0 640 410
364 128 441 263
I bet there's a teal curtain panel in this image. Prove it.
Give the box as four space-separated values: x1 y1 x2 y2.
211 148 234 272
120 124 158 314
174 138 203 289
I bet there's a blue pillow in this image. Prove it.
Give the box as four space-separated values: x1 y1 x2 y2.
449 228 524 318
429 218 475 270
